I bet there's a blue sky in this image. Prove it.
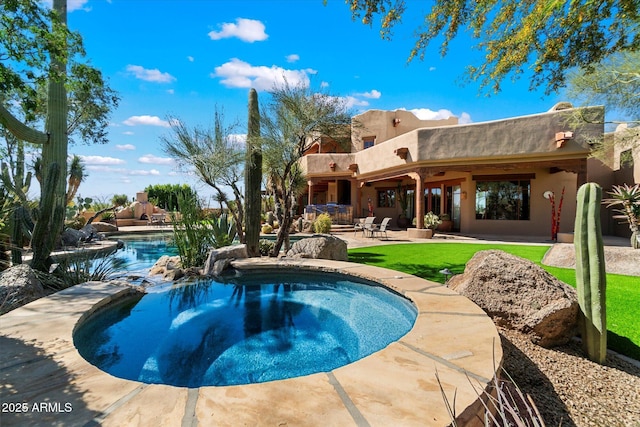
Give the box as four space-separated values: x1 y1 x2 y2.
61 0 561 204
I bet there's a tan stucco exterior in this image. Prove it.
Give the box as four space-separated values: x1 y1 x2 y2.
301 105 614 238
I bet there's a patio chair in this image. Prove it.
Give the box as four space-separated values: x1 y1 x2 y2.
372 217 392 240
354 216 376 237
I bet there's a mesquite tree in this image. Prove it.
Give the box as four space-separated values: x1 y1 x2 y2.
261 81 352 256
0 0 69 271
244 89 262 257
161 110 246 243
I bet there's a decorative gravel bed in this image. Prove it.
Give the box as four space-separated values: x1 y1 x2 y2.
499 327 640 427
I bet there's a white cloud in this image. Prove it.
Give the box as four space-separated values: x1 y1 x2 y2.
405 108 473 124
78 155 126 165
342 96 369 109
212 58 314 91
129 169 161 176
187 56 195 62
138 154 175 165
227 133 247 147
122 131 134 136
115 144 136 151
358 89 381 99
429 66 436 72
320 81 329 88
123 115 171 127
167 89 175 95
286 54 300 63
126 65 176 83
208 18 268 42
458 112 473 124
86 165 126 173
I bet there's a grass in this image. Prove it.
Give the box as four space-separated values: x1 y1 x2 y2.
348 243 640 361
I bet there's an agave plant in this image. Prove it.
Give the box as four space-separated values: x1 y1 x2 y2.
208 213 237 248
602 183 640 249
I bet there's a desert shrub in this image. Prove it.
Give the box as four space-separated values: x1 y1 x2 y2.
261 224 273 234
313 213 332 234
171 191 214 268
65 216 86 230
258 239 274 256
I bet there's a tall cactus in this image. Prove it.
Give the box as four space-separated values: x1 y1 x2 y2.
574 182 607 364
0 0 68 272
244 88 262 257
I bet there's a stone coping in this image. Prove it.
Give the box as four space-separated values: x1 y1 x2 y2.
0 259 502 426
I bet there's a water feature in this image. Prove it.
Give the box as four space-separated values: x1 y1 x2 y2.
74 268 417 387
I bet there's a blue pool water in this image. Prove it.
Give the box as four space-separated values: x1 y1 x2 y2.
105 233 178 276
74 269 417 387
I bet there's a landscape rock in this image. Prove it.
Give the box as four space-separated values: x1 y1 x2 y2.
447 250 578 347
0 264 46 314
60 224 102 247
203 245 248 276
149 255 182 278
91 221 118 232
285 234 348 261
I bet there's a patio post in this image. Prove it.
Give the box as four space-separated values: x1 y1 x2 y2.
409 171 426 229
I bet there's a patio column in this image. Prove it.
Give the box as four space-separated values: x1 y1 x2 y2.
354 181 362 218
409 171 425 229
307 180 314 206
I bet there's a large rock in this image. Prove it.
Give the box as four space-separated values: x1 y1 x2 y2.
447 250 578 347
285 234 348 261
0 264 46 314
203 244 248 276
91 221 118 232
149 255 184 280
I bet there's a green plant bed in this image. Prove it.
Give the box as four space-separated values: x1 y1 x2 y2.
349 243 640 361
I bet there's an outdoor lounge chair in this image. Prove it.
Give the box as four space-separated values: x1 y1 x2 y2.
354 216 376 237
371 217 392 240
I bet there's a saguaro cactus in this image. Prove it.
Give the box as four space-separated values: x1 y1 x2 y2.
574 182 607 364
244 88 262 257
0 0 69 272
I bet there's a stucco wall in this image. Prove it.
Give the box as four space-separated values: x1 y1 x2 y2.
352 110 458 151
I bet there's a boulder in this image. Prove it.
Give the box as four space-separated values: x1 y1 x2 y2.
60 224 101 247
0 264 46 314
91 221 118 232
203 245 248 276
149 255 182 278
447 250 578 347
60 228 84 247
285 234 348 261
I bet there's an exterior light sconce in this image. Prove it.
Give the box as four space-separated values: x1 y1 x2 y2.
393 118 401 127
394 147 409 160
555 131 574 148
348 163 358 173
329 162 336 171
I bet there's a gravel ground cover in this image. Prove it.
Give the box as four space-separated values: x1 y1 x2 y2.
499 327 640 427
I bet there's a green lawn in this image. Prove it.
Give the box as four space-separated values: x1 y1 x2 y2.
348 243 640 360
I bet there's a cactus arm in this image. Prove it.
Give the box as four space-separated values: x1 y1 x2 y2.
0 101 49 145
574 183 607 364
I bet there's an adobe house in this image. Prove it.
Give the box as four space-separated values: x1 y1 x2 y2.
299 103 622 239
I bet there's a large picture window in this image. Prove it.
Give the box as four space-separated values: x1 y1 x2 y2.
475 179 531 220
377 189 396 208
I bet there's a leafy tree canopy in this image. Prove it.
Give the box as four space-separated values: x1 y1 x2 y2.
1 0 118 145
345 0 640 94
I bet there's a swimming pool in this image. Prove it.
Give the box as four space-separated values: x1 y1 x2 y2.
74 269 417 387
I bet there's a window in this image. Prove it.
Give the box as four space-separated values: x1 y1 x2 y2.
475 179 531 220
377 189 396 208
363 136 375 149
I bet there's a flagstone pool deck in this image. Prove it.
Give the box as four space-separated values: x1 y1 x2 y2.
1 256 502 427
